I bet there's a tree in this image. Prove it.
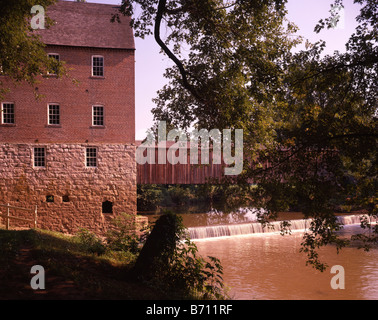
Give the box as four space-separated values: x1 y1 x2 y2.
134 213 227 299
0 0 65 99
120 0 377 270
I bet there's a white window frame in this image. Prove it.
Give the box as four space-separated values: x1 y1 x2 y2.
47 53 60 75
85 147 98 168
92 105 104 127
1 102 15 124
91 55 104 77
33 147 46 168
47 103 60 125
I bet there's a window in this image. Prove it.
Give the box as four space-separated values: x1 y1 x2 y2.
92 105 104 126
48 104 60 125
46 195 54 203
86 147 97 167
1 102 15 124
102 201 113 214
47 53 60 75
34 147 46 167
92 55 104 77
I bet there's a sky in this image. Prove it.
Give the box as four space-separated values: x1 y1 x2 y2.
66 0 362 140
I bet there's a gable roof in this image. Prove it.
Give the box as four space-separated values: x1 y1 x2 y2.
37 0 135 50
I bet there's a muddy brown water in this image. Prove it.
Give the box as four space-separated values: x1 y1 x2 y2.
143 209 378 300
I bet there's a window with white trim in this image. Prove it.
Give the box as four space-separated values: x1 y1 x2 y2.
86 147 97 168
92 105 104 126
92 55 104 77
34 147 46 167
48 104 60 125
1 102 15 124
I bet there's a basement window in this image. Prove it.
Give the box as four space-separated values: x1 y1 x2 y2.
102 201 113 214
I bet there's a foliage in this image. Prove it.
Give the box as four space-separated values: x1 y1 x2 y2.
137 184 164 211
121 0 377 271
137 183 254 212
74 228 106 255
0 0 66 99
158 239 227 299
106 213 141 254
135 213 227 299
73 214 146 256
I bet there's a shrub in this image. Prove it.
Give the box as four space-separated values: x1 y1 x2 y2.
134 213 227 299
106 213 141 254
161 238 227 299
74 228 106 255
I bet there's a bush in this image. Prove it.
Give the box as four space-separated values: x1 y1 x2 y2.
106 213 141 254
74 229 106 255
134 213 228 299
161 238 227 299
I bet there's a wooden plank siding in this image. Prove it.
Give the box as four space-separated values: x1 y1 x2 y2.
136 144 227 185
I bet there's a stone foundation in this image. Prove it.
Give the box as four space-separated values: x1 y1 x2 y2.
0 143 136 235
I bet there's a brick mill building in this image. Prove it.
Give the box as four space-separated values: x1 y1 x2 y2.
0 1 137 234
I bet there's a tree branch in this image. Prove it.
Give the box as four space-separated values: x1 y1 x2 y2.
292 53 378 86
154 0 203 102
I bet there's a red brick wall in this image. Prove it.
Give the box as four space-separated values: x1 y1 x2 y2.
0 45 135 144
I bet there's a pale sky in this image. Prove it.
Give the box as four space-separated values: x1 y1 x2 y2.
65 0 362 140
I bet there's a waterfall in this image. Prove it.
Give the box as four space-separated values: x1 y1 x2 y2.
188 214 372 240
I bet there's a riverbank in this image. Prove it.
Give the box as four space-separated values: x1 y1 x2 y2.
0 228 169 300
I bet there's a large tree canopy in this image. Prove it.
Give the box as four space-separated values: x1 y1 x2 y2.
119 0 377 270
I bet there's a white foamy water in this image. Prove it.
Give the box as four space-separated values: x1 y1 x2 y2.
188 214 372 240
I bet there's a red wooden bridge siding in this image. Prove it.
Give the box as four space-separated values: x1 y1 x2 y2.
136 146 226 185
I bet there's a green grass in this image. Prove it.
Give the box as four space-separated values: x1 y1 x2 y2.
0 228 167 300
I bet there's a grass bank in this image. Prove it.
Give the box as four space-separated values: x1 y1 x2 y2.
0 228 170 300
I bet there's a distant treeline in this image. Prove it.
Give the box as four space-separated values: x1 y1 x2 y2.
137 184 255 212
137 183 360 214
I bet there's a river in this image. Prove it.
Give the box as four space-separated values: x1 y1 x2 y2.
143 208 378 300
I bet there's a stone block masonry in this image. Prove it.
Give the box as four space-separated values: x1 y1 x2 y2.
0 143 136 235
